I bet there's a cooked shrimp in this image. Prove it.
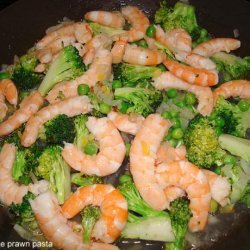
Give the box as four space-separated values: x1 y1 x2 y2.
30 191 119 250
111 37 128 64
0 143 49 206
213 80 250 104
35 48 53 64
84 11 125 29
123 44 165 66
107 111 145 135
21 95 92 147
192 38 241 57
46 36 76 54
46 49 112 103
185 53 217 70
62 117 126 176
163 58 218 87
130 114 172 210
62 184 128 243
152 72 214 116
34 63 46 73
156 160 211 231
121 6 150 42
72 42 86 57
164 186 186 203
0 91 44 136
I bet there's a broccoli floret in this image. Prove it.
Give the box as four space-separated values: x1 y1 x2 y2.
114 87 162 117
211 52 250 82
166 197 192 250
184 115 226 168
71 173 103 187
35 146 71 204
38 45 85 96
155 1 209 45
81 205 101 244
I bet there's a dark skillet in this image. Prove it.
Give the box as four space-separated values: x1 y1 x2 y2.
0 0 250 249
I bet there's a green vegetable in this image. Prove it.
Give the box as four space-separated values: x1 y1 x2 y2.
71 173 103 187
77 84 90 95
84 142 98 155
184 92 196 105
166 88 178 98
240 182 250 208
112 80 123 89
209 199 219 213
136 39 148 48
38 45 85 96
0 71 10 80
238 99 250 112
171 128 184 139
99 102 111 114
146 24 156 37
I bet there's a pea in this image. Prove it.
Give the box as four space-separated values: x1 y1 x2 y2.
171 128 184 139
146 24 156 38
162 111 172 120
215 127 222 137
158 64 167 72
172 118 181 128
112 80 122 89
166 88 177 98
215 116 225 127
223 155 237 165
214 166 221 175
208 111 218 121
77 84 90 95
185 92 196 105
119 174 132 184
0 72 10 80
170 110 179 118
125 143 131 156
168 139 177 147
84 143 98 155
119 101 130 113
99 103 111 114
175 100 185 108
209 199 219 213
137 39 148 48
238 99 250 112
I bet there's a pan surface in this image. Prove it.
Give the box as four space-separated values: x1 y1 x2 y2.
0 0 250 249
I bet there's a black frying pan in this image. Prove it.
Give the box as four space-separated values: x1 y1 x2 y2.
0 0 250 249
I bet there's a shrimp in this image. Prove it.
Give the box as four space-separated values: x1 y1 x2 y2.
34 63 46 73
72 42 86 57
62 184 128 243
156 160 211 232
121 6 150 42
0 143 49 206
0 79 18 120
107 111 145 135
185 53 217 70
192 38 241 57
130 114 172 210
62 117 126 176
152 71 214 116
45 36 76 54
164 186 186 203
213 80 250 104
21 95 92 147
35 48 53 64
46 49 112 103
30 191 120 250
0 91 44 136
123 44 165 66
84 11 125 29
163 58 218 87
111 37 128 64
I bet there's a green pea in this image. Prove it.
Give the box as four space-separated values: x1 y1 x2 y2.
137 39 148 48
84 143 98 155
119 174 132 184
209 199 219 213
170 110 179 118
119 101 130 113
77 84 90 95
185 92 196 105
215 116 225 127
214 166 221 175
0 72 10 80
238 99 250 112
172 118 181 128
125 143 131 156
168 139 177 147
175 100 185 108
215 127 222 137
99 103 111 114
171 128 184 139
166 88 178 98
223 155 237 165
146 24 156 37
158 64 167 72
162 111 172 120
208 111 218 121
112 80 122 89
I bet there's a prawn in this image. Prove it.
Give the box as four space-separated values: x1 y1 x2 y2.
62 117 126 176
123 44 165 66
111 37 128 64
152 71 214 116
0 79 18 120
107 111 145 135
0 91 44 136
62 184 128 243
163 58 218 87
21 95 92 147
213 80 250 104
30 191 120 250
121 6 150 42
35 48 53 64
192 38 241 57
156 160 211 232
84 11 125 29
0 143 49 206
164 186 186 203
129 114 172 210
46 49 112 103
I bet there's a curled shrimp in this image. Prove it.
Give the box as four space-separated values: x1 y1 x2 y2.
163 58 218 87
84 11 125 29
121 6 150 42
0 143 49 206
152 72 214 116
130 114 172 210
30 191 120 250
21 96 92 147
156 160 211 232
0 79 18 120
46 49 112 104
62 116 126 176
164 186 186 203
107 111 145 135
123 44 165 66
0 91 44 136
61 184 128 243
192 38 241 57
111 37 128 64
213 80 250 104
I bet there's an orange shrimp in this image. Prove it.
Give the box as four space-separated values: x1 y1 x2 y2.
185 53 217 70
164 186 186 203
30 191 119 250
163 58 218 87
192 38 241 57
62 117 126 176
111 37 128 64
84 11 125 29
156 161 211 232
61 184 128 243
213 80 250 104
